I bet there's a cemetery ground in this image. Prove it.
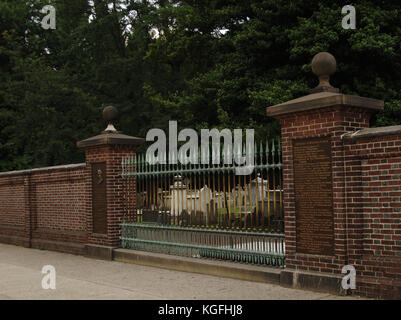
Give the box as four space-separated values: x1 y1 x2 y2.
0 243 365 300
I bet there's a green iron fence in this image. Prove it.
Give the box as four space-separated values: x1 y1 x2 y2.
121 223 285 267
120 139 285 267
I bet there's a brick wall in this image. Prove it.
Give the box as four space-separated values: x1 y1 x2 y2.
343 133 401 298
277 106 372 274
276 103 401 299
0 164 88 254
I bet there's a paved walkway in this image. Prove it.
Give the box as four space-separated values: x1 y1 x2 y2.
0 243 363 300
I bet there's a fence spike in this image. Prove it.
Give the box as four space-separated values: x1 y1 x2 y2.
156 153 158 173
220 143 224 165
220 143 223 167
127 156 130 176
131 155 134 174
254 141 258 167
272 139 276 165
135 153 138 175
277 138 281 165
248 140 253 166
151 153 154 175
214 143 219 166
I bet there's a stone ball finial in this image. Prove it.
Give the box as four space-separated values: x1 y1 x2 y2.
312 52 336 76
310 52 339 93
102 106 119 133
103 106 119 124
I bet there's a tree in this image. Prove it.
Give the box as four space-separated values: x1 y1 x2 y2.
143 0 401 141
1 0 401 170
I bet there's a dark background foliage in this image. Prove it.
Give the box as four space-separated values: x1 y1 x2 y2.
1 0 400 170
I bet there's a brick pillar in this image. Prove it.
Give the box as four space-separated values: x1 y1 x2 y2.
267 52 384 293
77 106 143 259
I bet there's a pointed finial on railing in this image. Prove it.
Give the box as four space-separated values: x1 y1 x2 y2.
236 142 241 165
135 153 138 175
254 141 258 166
121 157 125 177
129 155 132 175
272 139 276 164
277 138 282 163
141 153 145 173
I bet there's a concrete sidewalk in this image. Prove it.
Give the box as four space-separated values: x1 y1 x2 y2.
0 243 363 300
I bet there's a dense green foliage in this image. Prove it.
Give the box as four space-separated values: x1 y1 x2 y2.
1 0 401 170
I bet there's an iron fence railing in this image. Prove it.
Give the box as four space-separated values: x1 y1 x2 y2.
121 223 285 267
121 140 283 233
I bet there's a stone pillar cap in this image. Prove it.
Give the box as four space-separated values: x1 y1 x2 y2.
77 106 144 148
266 91 384 117
266 52 384 117
77 132 144 148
